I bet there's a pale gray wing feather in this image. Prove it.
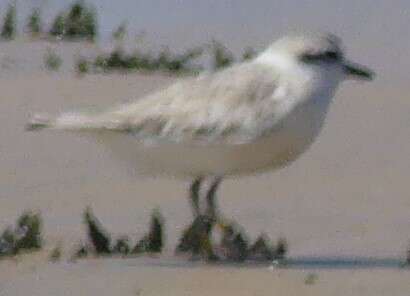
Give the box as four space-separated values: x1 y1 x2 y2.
48 62 281 145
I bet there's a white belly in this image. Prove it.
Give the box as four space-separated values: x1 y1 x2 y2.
91 98 330 178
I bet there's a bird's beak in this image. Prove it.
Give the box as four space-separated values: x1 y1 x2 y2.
343 61 375 81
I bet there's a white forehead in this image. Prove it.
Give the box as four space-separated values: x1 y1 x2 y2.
266 33 343 56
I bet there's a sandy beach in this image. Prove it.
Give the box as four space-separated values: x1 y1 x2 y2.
0 38 410 295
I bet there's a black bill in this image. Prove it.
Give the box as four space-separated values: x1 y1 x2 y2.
344 62 375 81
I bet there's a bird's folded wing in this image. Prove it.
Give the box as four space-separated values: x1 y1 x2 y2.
40 63 281 145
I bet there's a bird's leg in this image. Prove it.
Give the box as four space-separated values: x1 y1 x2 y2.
199 176 223 261
179 177 215 260
189 177 203 218
179 176 223 261
205 177 222 221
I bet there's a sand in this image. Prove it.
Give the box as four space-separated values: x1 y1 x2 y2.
0 40 410 295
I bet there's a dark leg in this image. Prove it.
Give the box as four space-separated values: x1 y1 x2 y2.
177 177 221 261
189 177 203 218
205 177 222 220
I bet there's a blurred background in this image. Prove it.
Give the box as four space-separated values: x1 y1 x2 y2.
0 0 409 82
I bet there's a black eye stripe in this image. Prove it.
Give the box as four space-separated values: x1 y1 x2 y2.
323 51 339 60
300 50 340 63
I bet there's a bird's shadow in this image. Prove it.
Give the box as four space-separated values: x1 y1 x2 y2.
285 256 406 270
122 256 408 270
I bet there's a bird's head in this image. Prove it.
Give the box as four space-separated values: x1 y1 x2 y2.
257 33 374 86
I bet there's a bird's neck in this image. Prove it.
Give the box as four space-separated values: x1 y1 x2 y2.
256 52 316 99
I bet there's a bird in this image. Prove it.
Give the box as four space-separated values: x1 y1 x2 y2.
26 32 374 239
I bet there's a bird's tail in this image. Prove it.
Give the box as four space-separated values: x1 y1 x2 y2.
25 112 105 132
25 113 55 131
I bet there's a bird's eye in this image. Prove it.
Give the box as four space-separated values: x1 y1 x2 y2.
323 51 340 61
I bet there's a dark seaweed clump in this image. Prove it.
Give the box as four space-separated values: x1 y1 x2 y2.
1 4 16 40
77 47 203 74
49 1 97 41
0 211 43 258
175 184 287 262
72 207 164 259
